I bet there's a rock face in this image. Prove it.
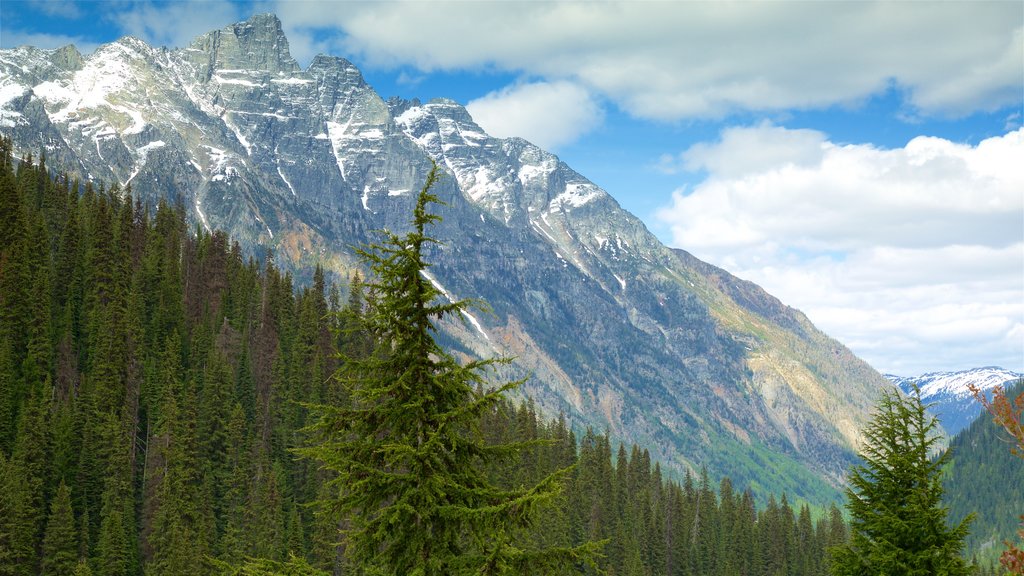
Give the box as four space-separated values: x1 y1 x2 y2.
887 367 1023 436
0 14 891 502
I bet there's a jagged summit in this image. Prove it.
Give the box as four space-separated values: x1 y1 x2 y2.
185 13 300 76
49 44 84 71
0 15 893 504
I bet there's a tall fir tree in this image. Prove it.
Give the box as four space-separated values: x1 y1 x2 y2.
298 163 601 575
830 387 973 575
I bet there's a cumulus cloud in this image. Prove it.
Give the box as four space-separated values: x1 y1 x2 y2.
657 122 828 177
656 126 1024 374
271 1 1022 120
466 81 603 150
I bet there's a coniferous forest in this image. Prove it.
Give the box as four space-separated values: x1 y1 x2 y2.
944 379 1024 569
0 135 929 576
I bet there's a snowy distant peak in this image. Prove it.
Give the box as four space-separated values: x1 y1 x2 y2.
887 366 1022 400
185 13 299 76
886 367 1023 436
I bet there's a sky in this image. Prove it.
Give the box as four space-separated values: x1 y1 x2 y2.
1 0 1022 376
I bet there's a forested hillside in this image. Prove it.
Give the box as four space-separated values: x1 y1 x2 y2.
944 379 1024 566
0 139 847 575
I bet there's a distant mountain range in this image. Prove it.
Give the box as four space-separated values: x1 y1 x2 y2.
886 367 1023 436
0 14 891 503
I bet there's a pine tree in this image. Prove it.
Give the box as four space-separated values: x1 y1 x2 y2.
299 163 601 575
830 386 973 575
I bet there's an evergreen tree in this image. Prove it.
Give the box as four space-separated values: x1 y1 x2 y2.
42 481 79 576
11 382 52 556
830 387 972 575
0 452 37 576
146 386 212 575
95 493 131 576
299 164 601 575
217 402 250 562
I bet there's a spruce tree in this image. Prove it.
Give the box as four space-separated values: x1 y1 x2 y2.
830 387 973 575
299 163 601 575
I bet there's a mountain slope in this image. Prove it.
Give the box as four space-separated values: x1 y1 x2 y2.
0 14 890 503
887 367 1022 436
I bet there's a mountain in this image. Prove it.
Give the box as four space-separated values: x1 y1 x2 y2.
0 14 889 503
886 367 1022 436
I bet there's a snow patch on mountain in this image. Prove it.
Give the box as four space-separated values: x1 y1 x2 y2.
0 82 26 127
0 82 26 108
551 182 600 211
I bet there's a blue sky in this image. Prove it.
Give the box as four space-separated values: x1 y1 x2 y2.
2 0 1022 375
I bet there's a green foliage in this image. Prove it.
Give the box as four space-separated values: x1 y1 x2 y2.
830 387 973 575
210 553 327 576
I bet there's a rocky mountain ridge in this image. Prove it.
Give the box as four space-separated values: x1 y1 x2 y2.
0 13 890 503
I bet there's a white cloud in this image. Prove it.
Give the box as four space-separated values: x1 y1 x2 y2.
28 0 82 19
108 1 245 50
271 1 1023 120
656 127 1024 374
658 122 828 177
466 81 603 150
0 29 98 53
